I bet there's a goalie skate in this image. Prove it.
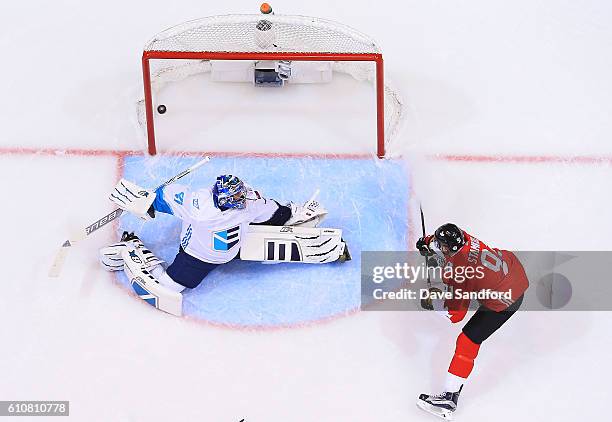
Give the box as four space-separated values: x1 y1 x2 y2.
99 231 163 271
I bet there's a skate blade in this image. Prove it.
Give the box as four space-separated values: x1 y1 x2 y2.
416 400 454 421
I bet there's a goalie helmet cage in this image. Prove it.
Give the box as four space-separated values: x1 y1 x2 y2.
141 10 402 158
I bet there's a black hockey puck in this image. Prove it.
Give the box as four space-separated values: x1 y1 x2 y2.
157 104 167 114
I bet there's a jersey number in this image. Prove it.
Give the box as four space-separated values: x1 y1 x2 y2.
480 249 509 275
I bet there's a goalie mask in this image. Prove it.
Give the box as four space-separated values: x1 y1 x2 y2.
213 175 247 210
434 223 465 256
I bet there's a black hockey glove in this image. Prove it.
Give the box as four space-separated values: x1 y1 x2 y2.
420 287 443 310
416 237 433 257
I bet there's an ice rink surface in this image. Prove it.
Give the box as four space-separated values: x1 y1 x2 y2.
1 0 612 421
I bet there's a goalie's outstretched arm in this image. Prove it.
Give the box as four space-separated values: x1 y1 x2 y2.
150 184 194 220
250 190 328 228
251 199 292 226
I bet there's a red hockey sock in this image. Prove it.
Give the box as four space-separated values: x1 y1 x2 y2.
448 332 480 378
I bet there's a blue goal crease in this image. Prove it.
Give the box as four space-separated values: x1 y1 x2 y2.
115 155 411 327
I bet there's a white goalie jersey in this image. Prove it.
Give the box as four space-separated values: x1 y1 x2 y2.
152 184 279 264
101 168 348 316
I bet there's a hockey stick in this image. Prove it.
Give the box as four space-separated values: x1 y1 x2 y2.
48 156 211 277
418 204 436 311
420 204 432 289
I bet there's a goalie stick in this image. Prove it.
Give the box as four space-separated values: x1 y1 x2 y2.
48 156 211 277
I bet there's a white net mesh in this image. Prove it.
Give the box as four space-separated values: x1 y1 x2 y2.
139 13 404 156
144 14 380 54
331 61 404 154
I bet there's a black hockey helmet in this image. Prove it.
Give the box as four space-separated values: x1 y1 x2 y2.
434 223 465 256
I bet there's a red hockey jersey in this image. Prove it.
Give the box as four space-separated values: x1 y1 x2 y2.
428 231 529 321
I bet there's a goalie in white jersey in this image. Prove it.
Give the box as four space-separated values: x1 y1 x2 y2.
157 175 291 264
99 174 348 316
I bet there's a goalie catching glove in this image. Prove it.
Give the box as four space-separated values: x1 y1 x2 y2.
285 190 328 227
109 179 156 220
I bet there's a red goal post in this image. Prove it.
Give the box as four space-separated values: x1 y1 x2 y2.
140 11 402 158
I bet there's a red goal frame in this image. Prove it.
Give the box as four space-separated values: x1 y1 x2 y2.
142 51 386 158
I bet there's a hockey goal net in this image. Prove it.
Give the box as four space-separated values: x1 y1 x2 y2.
139 6 403 158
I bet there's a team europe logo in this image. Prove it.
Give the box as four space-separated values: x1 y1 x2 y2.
213 226 240 251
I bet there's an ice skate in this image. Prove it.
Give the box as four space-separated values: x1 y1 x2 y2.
416 388 461 420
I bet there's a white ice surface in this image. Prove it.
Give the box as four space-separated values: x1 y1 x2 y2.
1 1 612 421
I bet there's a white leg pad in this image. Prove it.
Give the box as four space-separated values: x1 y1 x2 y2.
121 248 183 316
152 266 187 293
240 225 348 264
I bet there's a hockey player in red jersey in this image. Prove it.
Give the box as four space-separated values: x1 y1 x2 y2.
415 223 529 420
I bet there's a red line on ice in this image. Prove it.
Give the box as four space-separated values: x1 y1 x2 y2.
2 147 611 165
0 147 371 160
429 153 612 165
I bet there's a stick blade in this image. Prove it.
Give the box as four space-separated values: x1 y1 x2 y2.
48 241 71 278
